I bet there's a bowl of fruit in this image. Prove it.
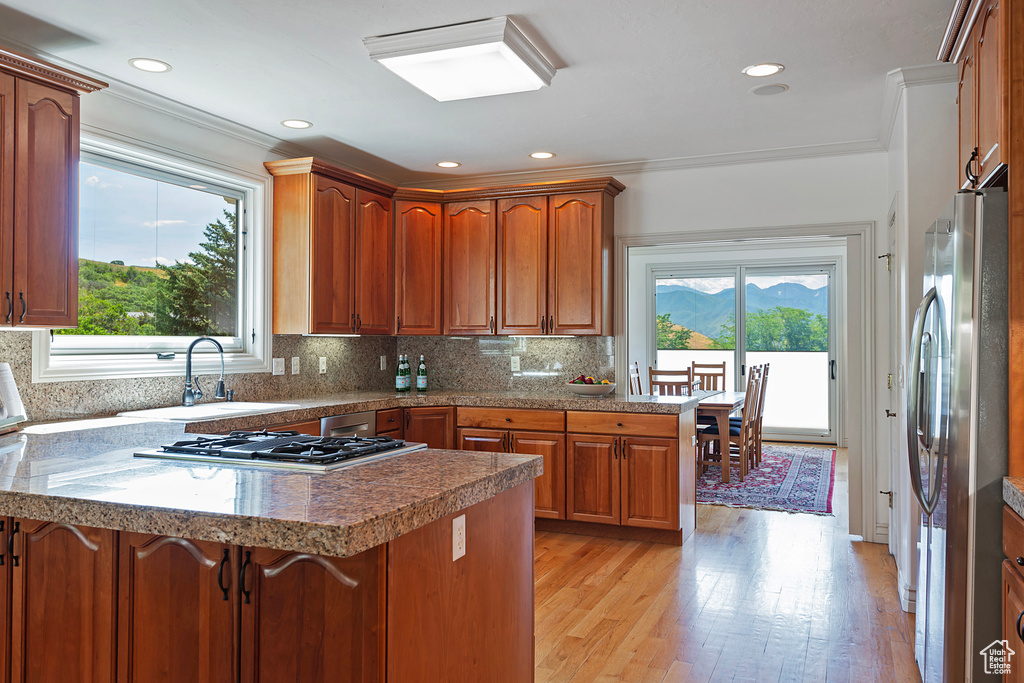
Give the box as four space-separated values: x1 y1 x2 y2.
567 375 616 396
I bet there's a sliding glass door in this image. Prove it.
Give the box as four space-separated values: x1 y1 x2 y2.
653 264 836 444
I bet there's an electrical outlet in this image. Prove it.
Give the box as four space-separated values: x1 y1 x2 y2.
380 355 387 371
272 358 285 375
510 356 520 372
319 357 327 374
291 357 300 375
452 514 466 561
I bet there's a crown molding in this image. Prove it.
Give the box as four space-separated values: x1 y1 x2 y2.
0 45 107 93
264 157 398 197
878 63 958 150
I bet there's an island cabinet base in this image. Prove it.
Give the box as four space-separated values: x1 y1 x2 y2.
387 482 535 683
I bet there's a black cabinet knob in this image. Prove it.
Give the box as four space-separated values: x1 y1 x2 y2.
1017 556 1023 567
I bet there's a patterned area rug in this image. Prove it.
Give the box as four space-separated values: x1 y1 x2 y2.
696 445 837 515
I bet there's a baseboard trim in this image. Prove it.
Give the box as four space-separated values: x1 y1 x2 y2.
898 567 918 613
535 518 684 546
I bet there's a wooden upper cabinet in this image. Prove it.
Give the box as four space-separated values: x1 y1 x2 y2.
353 188 393 335
394 200 442 335
975 0 1004 183
265 158 397 335
0 75 12 327
549 192 612 335
10 519 116 683
957 39 977 190
118 533 238 683
444 200 496 335
497 196 547 335
12 81 78 328
240 545 385 683
312 176 355 333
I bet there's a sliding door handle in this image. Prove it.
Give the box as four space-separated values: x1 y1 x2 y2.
830 360 836 380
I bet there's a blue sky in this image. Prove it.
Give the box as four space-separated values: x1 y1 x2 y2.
78 162 237 267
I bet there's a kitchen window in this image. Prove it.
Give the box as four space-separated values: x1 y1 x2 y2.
32 137 271 382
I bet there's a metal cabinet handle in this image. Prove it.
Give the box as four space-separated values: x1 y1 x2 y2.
397 316 401 333
489 316 494 333
502 432 508 452
509 432 515 453
239 550 252 604
541 316 547 334
351 313 356 333
7 521 18 567
0 519 4 565
4 292 10 324
966 147 980 188
1017 557 1024 567
356 313 362 332
548 315 553 335
405 411 411 429
217 549 230 601
18 293 25 324
614 439 619 460
1017 610 1024 641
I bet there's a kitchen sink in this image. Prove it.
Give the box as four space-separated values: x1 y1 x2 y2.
118 402 301 421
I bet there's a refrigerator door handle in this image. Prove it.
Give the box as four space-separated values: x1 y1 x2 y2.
907 286 940 516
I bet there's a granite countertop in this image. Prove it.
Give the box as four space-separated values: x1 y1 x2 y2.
0 417 541 558
139 389 716 434
1005 478 1024 518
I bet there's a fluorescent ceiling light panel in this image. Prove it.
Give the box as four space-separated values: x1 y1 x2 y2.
364 17 556 102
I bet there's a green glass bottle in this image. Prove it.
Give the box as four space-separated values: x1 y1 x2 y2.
416 355 427 392
395 354 403 392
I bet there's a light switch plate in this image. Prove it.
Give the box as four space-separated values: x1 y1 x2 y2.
510 356 520 372
291 357 300 375
319 357 327 374
272 358 284 375
452 514 466 561
380 355 387 371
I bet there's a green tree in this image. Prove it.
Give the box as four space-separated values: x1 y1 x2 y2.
656 313 693 350
60 291 157 335
710 313 736 349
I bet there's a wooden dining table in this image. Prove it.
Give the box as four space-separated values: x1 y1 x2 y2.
697 391 746 483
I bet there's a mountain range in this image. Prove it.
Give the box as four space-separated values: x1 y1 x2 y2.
656 282 827 340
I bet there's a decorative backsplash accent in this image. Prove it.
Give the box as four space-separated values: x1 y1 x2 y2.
0 333 614 423
396 336 615 392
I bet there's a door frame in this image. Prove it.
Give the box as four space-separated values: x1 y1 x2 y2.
617 221 880 542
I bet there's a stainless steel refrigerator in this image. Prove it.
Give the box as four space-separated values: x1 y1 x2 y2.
908 188 1008 682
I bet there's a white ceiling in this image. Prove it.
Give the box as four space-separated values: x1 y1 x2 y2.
0 0 951 185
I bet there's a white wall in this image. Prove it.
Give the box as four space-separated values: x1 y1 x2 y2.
887 76 959 612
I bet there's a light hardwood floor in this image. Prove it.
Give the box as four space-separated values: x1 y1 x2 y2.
534 448 920 682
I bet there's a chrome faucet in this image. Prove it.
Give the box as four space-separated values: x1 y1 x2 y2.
182 337 227 407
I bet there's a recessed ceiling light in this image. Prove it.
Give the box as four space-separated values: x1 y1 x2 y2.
437 161 461 168
129 58 172 73
749 83 789 96
281 119 313 129
741 63 784 77
530 152 555 159
364 17 556 102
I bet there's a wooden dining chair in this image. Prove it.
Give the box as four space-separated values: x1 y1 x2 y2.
648 367 693 396
691 361 727 392
728 364 764 470
697 365 760 481
629 361 644 395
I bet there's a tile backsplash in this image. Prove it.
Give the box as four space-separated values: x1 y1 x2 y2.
0 333 615 423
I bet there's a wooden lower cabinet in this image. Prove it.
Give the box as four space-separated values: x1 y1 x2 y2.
404 406 454 449
267 419 321 436
1005 560 1024 682
10 519 116 683
240 546 385 683
376 408 403 438
566 433 619 525
118 533 238 683
457 426 566 519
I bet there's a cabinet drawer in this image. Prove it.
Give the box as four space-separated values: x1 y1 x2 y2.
377 409 403 434
267 419 321 436
1004 505 1024 565
566 411 677 438
456 407 565 432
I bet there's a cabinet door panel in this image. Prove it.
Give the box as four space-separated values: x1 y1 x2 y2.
395 200 442 335
312 176 355 333
0 75 12 326
976 0 1003 183
353 188 393 334
621 437 679 530
512 430 566 520
405 407 454 450
10 519 115 683
0 518 9 683
957 39 977 190
456 427 507 452
118 534 237 683
444 200 496 335
549 192 607 335
13 81 78 328
267 419 321 436
1004 561 1024 683
566 433 619 525
377 408 403 438
240 545 385 683
497 196 547 335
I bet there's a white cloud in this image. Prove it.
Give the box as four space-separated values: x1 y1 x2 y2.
84 175 122 189
142 220 189 228
139 256 178 267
